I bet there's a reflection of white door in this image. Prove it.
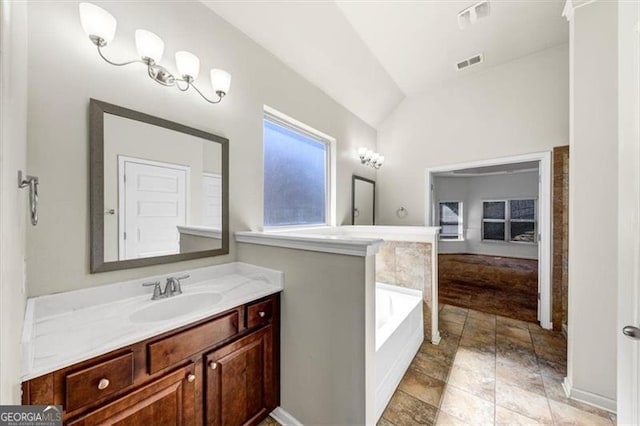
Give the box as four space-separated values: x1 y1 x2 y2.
202 173 222 228
118 156 189 260
617 3 640 423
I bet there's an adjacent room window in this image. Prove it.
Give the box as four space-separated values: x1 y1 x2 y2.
439 201 463 240
509 199 536 243
263 113 330 227
482 199 536 243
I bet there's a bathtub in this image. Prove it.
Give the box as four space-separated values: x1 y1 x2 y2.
375 282 424 422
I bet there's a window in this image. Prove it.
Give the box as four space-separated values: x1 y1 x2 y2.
439 201 463 240
263 113 331 227
509 199 536 243
482 201 506 241
482 199 536 243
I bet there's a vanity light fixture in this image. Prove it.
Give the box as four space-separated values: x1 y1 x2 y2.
78 3 231 104
358 147 384 169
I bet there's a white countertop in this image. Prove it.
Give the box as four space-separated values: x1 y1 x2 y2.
235 229 384 256
21 262 283 381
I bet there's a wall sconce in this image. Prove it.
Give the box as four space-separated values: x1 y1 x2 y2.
78 3 231 104
358 147 384 169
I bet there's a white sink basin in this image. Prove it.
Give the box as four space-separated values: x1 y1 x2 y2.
130 292 223 323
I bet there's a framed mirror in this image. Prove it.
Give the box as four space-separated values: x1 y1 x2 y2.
352 175 375 225
90 99 229 273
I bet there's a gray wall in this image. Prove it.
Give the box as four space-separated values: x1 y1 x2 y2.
25 1 377 296
237 244 375 425
434 171 539 259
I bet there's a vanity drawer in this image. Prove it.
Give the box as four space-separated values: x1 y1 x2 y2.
247 298 273 329
65 352 134 412
148 310 239 374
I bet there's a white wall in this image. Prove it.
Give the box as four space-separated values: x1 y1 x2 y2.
434 171 539 259
376 44 568 225
0 1 28 403
566 0 618 409
25 1 377 296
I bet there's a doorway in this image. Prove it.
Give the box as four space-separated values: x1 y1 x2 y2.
118 156 190 260
426 152 553 329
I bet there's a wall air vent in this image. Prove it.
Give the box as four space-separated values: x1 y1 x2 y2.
458 1 491 30
456 53 484 71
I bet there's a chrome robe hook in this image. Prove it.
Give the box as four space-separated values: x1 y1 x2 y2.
18 171 39 226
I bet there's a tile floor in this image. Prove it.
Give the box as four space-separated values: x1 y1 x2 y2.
380 304 617 426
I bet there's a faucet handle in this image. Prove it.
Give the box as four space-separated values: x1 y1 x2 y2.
142 281 163 300
174 274 190 281
170 275 189 295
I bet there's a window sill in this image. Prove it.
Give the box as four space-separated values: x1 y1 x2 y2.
439 237 465 242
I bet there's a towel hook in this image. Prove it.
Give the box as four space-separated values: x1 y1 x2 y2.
18 171 39 226
396 206 408 219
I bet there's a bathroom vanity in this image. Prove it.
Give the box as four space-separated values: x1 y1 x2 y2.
21 263 282 425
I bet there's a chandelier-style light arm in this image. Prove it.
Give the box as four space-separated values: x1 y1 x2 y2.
96 43 143 67
189 82 225 105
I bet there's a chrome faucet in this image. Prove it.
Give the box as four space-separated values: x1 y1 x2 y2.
142 274 190 300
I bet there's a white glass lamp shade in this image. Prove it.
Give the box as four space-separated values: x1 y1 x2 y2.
79 3 117 46
175 51 200 80
210 69 231 95
370 153 380 163
364 150 374 161
135 29 164 63
376 155 385 166
358 147 368 158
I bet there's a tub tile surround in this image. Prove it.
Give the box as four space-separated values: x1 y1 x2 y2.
21 262 283 380
378 305 614 426
377 241 434 341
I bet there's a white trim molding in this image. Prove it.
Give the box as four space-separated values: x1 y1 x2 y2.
270 407 304 426
562 0 598 22
563 377 617 413
425 151 553 330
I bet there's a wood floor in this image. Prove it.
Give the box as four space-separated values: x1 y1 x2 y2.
438 254 538 323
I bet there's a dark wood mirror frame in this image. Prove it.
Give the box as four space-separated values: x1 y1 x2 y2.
352 175 376 225
89 99 229 273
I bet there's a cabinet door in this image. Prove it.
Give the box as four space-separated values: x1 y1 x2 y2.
205 326 275 426
68 364 197 426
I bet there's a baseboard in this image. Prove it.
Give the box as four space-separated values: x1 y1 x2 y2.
270 407 303 426
431 329 441 345
562 377 617 413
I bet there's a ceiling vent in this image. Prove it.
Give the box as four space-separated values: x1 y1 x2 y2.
458 1 491 30
456 53 484 71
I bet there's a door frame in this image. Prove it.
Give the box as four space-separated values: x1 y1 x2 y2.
117 155 191 260
617 1 640 422
425 151 553 329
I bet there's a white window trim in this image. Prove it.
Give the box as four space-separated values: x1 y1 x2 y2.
438 200 464 241
262 105 336 230
481 198 537 244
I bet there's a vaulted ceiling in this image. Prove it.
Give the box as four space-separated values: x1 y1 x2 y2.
202 1 568 128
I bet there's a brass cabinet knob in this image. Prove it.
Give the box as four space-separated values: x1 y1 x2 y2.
97 378 110 390
258 311 266 318
209 361 218 370
187 374 196 383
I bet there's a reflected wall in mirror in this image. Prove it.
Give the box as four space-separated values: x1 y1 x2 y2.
90 99 229 273
352 175 375 225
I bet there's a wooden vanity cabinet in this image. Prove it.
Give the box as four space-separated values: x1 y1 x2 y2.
67 363 197 426
205 325 276 426
22 293 280 426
